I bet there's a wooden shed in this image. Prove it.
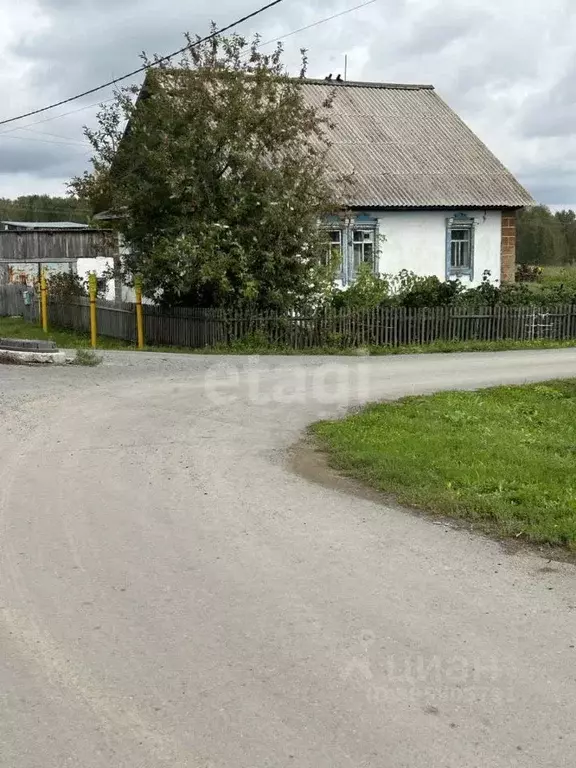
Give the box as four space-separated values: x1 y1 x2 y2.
0 227 117 265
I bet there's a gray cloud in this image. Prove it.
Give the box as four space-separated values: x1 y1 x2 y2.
396 3 490 57
516 56 576 139
0 0 575 204
360 0 576 204
521 171 576 206
0 140 89 178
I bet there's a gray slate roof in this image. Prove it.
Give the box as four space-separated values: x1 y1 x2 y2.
301 80 534 209
1 221 89 229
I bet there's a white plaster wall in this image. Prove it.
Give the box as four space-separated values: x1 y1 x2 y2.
77 257 152 303
374 210 502 286
77 257 115 300
76 258 140 302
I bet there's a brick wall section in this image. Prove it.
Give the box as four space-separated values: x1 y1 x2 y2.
501 211 517 283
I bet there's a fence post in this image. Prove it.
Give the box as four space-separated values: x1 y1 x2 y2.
40 270 48 334
135 275 145 350
88 272 98 349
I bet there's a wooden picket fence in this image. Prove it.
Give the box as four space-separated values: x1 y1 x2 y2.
0 282 39 322
3 283 576 348
35 298 576 348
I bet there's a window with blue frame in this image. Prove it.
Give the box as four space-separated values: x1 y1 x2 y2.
323 215 378 284
325 229 343 270
446 213 475 280
352 228 376 274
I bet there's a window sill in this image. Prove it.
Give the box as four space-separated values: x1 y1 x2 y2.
448 270 474 281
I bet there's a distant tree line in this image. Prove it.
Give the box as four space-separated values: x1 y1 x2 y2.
517 205 576 266
0 195 89 224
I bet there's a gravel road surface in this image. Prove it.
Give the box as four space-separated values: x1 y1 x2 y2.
1 349 576 768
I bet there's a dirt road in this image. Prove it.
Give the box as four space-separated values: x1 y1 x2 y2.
1 349 576 767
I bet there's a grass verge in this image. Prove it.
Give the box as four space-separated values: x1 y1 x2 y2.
312 380 576 550
541 265 576 288
2 316 576 356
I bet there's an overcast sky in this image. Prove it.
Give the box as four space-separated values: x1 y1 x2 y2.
0 0 574 208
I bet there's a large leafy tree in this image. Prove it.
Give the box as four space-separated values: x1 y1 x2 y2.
71 31 344 308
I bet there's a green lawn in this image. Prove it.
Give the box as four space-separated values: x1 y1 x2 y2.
540 265 576 288
312 380 576 549
1 315 576 356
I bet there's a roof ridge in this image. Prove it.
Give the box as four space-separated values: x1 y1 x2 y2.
300 78 435 90
153 70 435 91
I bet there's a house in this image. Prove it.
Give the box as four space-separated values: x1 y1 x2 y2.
301 79 534 285
102 76 534 289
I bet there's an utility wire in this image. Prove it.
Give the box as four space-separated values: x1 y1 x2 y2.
1 0 377 137
0 0 287 129
15 125 91 144
0 133 90 150
254 0 377 51
0 98 116 134
0 1 377 219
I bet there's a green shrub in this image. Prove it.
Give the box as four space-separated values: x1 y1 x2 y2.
47 272 87 299
398 274 463 308
332 263 390 309
330 268 576 311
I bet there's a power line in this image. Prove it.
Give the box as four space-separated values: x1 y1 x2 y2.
254 0 377 51
0 98 115 135
0 1 376 220
0 0 287 129
13 126 90 144
0 133 90 150
1 0 378 136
